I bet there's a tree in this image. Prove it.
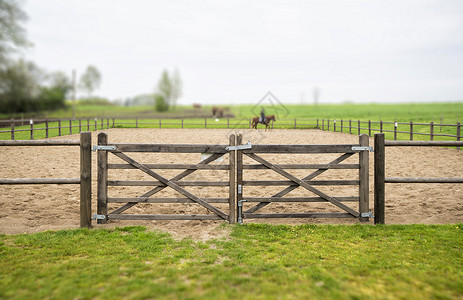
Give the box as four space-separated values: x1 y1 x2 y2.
155 68 182 110
78 65 102 98
0 0 29 65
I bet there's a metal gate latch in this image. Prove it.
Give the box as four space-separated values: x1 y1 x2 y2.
352 146 374 152
92 145 117 152
361 212 374 218
92 214 106 220
226 141 252 151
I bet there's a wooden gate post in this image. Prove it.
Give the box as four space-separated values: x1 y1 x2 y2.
228 134 236 224
236 134 243 223
374 133 385 225
97 132 108 224
359 134 369 222
80 132 92 228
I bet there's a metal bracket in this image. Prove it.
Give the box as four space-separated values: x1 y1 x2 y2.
226 141 252 151
352 146 374 152
92 145 116 152
92 214 106 220
237 200 247 225
237 184 242 194
361 212 374 218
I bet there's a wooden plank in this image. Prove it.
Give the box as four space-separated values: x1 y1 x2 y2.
112 152 228 219
0 140 80 146
242 144 359 154
107 163 229 170
97 133 108 224
245 153 360 217
385 141 463 147
108 180 229 186
229 134 236 224
109 214 222 220
359 134 369 222
110 143 228 153
80 132 92 228
243 180 359 186
242 164 359 170
374 133 385 225
385 177 463 183
245 153 354 213
0 178 80 185
109 153 226 215
244 213 355 219
108 197 229 203
244 197 359 202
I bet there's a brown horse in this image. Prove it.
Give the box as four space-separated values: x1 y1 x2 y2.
251 115 276 130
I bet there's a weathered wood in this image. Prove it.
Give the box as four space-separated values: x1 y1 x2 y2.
236 134 243 222
97 133 108 224
245 153 360 217
0 178 80 185
109 214 222 220
242 180 359 186
244 213 355 219
110 143 228 153
385 141 463 147
229 134 236 224
359 134 369 222
58 120 61 136
45 120 49 138
108 198 229 203
107 163 229 170
244 197 359 202
108 180 230 186
0 140 80 146
242 144 360 154
430 121 434 141
385 177 463 183
245 153 354 213
242 164 359 170
111 151 228 219
374 133 385 225
10 119 15 140
80 132 92 228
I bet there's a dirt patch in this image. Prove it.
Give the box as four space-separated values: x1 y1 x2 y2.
1 129 462 239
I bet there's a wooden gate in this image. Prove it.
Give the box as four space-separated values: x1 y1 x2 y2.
95 133 236 224
236 134 371 223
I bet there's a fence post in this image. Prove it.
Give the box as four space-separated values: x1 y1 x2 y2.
205 118 207 129
159 119 162 129
340 120 343 133
430 122 434 141
394 121 397 140
87 119 90 131
380 120 383 133
79 119 82 133
358 120 360 135
294 119 297 129
322 119 324 131
316 119 319 129
69 120 72 135
368 120 371 137
374 133 385 225
457 122 461 150
107 118 109 129
59 120 62 136
327 119 330 131
236 134 243 223
410 121 413 141
45 120 49 138
94 118 97 131
80 132 92 228
359 134 369 222
136 118 138 128
229 134 236 224
97 132 108 224
10 119 15 140
30 120 34 140
182 118 184 129
112 118 115 128
349 120 352 135
227 118 230 129
333 120 336 132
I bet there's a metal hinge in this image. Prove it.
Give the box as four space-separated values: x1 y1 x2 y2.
226 141 252 151
237 200 247 225
92 214 106 220
352 146 374 152
237 184 242 194
361 212 374 218
92 145 116 152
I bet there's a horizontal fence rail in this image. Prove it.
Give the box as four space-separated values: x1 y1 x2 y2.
374 133 463 225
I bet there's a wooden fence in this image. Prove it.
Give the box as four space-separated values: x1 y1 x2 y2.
373 133 463 224
95 132 237 223
236 134 371 223
0 132 92 228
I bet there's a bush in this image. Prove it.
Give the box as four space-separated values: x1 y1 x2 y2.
154 94 168 112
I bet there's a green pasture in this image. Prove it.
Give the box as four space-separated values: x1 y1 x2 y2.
1 224 462 299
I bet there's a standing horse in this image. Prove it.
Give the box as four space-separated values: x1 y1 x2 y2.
251 115 276 130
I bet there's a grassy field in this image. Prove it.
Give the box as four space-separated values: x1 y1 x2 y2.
1 224 462 299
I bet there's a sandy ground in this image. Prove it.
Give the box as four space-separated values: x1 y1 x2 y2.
1 128 462 240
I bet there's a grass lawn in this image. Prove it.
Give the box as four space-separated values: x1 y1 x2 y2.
1 224 462 299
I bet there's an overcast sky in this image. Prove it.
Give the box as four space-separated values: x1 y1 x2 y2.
23 0 463 105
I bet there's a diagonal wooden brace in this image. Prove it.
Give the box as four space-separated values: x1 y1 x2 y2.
112 152 228 220
245 153 359 217
245 153 354 213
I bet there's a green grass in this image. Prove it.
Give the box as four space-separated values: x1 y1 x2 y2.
1 224 462 299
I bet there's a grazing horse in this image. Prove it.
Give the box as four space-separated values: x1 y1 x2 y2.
251 115 276 130
212 106 224 118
